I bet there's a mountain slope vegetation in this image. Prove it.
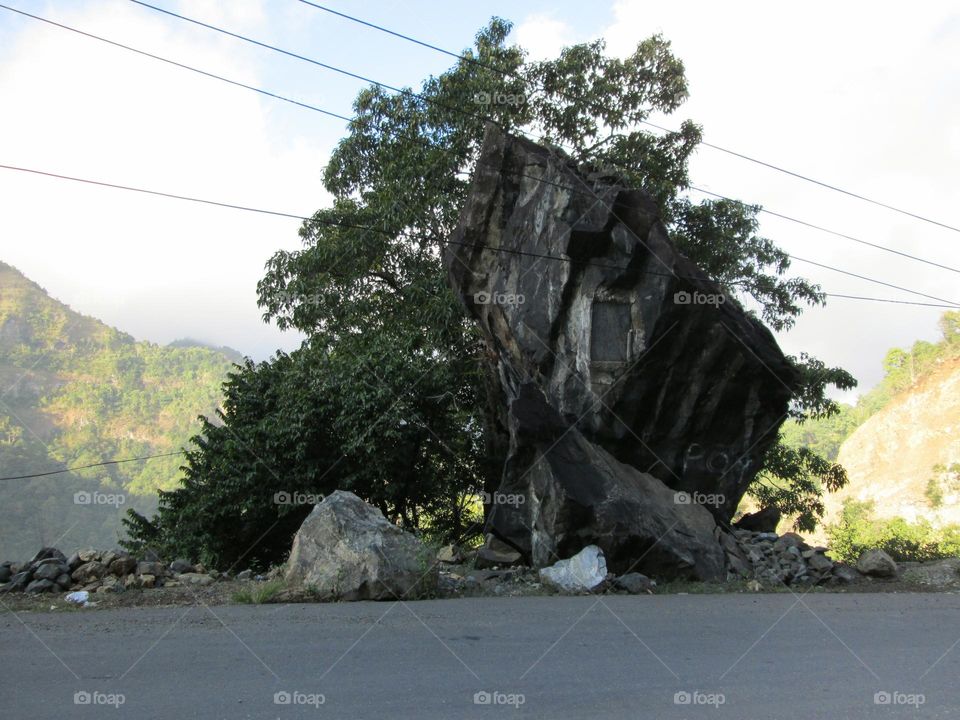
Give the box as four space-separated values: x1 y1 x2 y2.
0 262 238 558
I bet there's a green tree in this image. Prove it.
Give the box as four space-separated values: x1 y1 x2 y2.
127 19 854 563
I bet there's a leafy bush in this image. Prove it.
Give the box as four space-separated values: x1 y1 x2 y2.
826 501 960 563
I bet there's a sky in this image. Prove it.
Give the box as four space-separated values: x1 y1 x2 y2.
1 0 957 400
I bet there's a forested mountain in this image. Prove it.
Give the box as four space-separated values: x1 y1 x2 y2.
0 262 239 559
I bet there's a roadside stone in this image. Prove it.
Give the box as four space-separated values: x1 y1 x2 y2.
170 559 195 574
33 561 69 582
857 549 897 578
285 490 438 601
436 544 463 564
77 549 100 563
829 563 861 585
137 561 165 577
613 573 656 594
98 576 121 593
539 546 607 593
55 573 73 589
29 547 67 564
71 561 106 584
26 579 55 593
139 574 156 589
807 553 834 573
176 572 214 586
466 569 518 584
108 556 137 577
100 551 119 569
475 536 522 569
773 532 806 552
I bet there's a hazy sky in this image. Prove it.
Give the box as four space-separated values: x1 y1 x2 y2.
1 0 957 400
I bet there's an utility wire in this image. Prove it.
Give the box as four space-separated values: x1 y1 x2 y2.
0 451 183 482
689 187 960 275
5 3 956 277
3 162 957 309
120 1 960 277
295 0 960 234
0 4 352 124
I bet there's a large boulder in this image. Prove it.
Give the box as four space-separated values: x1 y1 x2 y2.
443 126 796 579
285 491 437 600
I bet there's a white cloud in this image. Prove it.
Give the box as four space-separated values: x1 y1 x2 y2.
513 13 574 61
0 1 335 359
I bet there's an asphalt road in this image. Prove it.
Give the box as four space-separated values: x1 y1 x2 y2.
2 593 959 719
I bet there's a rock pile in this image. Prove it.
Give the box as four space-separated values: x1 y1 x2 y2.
0 547 222 595
721 529 861 586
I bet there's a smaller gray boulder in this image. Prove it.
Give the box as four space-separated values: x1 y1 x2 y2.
33 561 69 582
108 556 137 577
170 559 195 574
857 549 897 578
436 545 463 564
71 561 106 584
137 561 165 577
475 536 522 569
613 572 656 594
26 579 55 593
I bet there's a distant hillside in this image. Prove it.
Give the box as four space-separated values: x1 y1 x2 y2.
782 311 960 463
822 357 960 528
778 311 960 536
0 262 235 559
168 338 245 365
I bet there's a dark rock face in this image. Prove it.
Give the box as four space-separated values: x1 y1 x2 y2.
444 126 796 579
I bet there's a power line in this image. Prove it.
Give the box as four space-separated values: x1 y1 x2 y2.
689 187 959 275
644 119 960 234
0 451 183 482
0 164 311 220
0 4 352 124
126 0 468 120
119 1 960 280
5 5 956 279
295 0 960 234
3 162 957 309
